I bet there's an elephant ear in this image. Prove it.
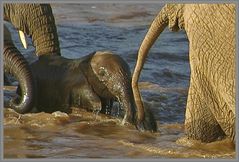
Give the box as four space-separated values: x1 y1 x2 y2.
77 51 96 70
166 4 185 31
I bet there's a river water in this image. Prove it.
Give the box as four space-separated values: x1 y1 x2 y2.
3 3 235 159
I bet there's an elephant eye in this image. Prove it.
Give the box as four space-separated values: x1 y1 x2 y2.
98 67 106 76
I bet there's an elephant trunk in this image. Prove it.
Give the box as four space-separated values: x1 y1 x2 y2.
4 45 35 113
4 4 61 56
4 26 35 113
30 4 61 56
118 85 136 125
132 6 169 123
120 83 157 132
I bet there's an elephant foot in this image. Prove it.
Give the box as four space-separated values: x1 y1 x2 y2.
185 120 226 143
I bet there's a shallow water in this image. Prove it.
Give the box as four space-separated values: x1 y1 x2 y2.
4 3 235 159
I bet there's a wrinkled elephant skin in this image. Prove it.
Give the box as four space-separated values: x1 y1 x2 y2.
4 3 60 56
132 4 235 142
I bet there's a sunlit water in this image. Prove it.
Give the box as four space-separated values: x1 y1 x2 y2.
4 3 235 159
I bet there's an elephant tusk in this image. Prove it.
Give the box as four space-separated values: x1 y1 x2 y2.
18 30 28 49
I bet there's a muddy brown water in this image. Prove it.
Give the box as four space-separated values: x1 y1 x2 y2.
4 3 236 159
3 84 235 159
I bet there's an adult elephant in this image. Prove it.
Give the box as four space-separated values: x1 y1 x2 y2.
29 51 157 132
4 4 60 113
132 4 235 143
4 3 61 56
4 25 35 113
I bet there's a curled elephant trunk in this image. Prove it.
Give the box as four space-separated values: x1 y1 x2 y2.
132 5 169 123
4 26 35 113
4 45 35 113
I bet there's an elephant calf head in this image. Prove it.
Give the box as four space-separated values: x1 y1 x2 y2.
81 51 157 131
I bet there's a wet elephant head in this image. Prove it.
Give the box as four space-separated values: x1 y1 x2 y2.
132 4 235 142
4 25 35 113
82 51 157 132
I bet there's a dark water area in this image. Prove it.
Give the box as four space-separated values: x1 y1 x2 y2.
3 3 235 159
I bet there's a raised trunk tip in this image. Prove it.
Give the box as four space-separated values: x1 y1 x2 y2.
4 45 35 114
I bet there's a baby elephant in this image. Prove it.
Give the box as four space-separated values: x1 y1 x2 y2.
29 51 157 132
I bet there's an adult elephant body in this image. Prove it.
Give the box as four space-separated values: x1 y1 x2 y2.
132 4 235 142
30 51 157 131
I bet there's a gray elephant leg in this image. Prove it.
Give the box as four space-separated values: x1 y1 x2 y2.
184 4 235 142
185 74 225 142
210 97 235 142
